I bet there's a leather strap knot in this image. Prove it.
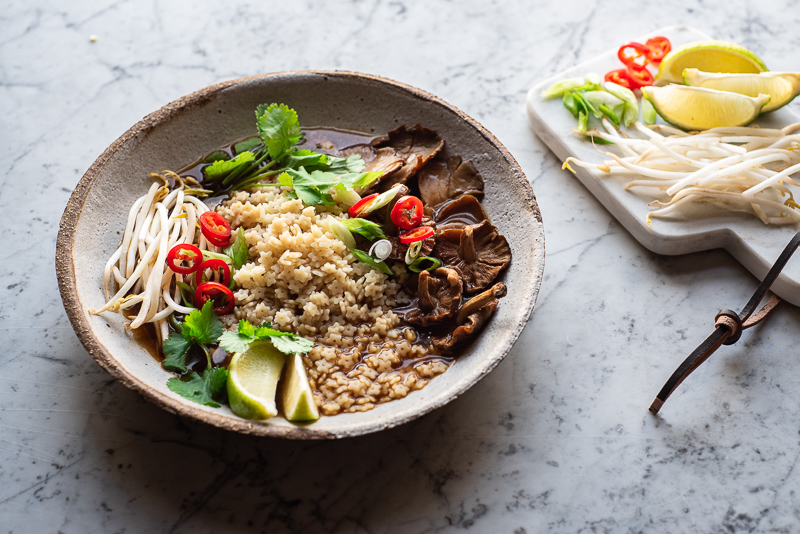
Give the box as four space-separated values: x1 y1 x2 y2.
649 228 800 415
715 309 742 345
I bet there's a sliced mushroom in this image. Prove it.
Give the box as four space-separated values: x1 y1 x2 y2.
371 125 444 192
399 267 462 327
435 194 488 230
418 155 484 208
433 282 507 351
433 220 511 293
340 145 404 191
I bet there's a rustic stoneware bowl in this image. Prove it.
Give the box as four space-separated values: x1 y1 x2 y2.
56 71 545 439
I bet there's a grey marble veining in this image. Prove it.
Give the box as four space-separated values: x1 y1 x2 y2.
2 0 800 532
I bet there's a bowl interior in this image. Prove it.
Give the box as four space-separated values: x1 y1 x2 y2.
58 71 545 439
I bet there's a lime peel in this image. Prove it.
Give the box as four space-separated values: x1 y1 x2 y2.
683 69 800 112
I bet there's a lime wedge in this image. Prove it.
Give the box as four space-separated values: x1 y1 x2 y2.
227 340 286 420
656 40 767 85
683 69 800 112
642 85 770 131
282 353 320 422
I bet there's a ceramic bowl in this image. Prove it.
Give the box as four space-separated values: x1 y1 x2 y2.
56 71 545 439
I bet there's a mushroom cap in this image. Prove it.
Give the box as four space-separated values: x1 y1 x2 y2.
433 282 506 351
371 125 444 192
435 194 488 230
434 220 511 293
340 144 404 192
400 266 462 327
418 154 484 208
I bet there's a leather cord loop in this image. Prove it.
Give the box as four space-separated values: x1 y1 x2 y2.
649 228 800 415
714 309 742 345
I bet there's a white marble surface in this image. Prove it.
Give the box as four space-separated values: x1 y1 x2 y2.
2 0 800 532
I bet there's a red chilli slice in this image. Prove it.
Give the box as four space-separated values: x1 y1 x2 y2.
604 69 634 89
194 282 235 314
645 36 671 63
627 66 654 88
399 226 434 244
199 211 232 247
194 258 231 287
391 195 424 230
348 194 379 218
618 41 651 70
166 244 203 274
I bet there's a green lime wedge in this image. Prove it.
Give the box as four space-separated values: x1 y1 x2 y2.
282 353 319 421
642 85 770 131
227 340 285 420
683 69 800 112
656 40 767 85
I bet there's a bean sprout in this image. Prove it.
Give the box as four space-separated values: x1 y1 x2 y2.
564 122 800 225
89 172 214 328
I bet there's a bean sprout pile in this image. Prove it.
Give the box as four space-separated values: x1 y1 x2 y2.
564 120 800 225
89 172 214 342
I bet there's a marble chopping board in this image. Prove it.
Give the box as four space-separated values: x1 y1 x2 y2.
526 25 800 306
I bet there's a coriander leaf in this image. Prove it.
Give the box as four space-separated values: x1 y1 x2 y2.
162 332 192 372
205 367 229 404
286 168 340 206
202 151 255 182
325 153 366 174
350 248 393 275
238 319 256 338
219 320 315 355
223 227 248 269
267 334 316 355
218 331 251 354
339 171 384 191
281 149 328 170
256 103 301 159
253 325 315 354
340 218 386 241
204 150 230 163
167 367 229 407
234 136 262 154
278 171 293 187
182 300 224 345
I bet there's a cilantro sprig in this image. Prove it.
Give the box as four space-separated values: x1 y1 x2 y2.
162 303 314 409
162 301 223 372
219 320 315 355
197 103 384 202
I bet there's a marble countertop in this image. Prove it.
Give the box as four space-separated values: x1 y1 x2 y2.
3 1 800 532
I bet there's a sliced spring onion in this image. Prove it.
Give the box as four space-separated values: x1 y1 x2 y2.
340 218 386 241
360 184 403 214
642 97 657 125
405 241 423 264
329 218 357 249
350 248 393 275
368 239 393 261
333 183 361 207
582 91 623 119
541 77 587 99
603 81 639 127
201 250 234 265
408 256 442 273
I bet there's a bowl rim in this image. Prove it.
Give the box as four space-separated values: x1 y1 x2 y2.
55 70 544 439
